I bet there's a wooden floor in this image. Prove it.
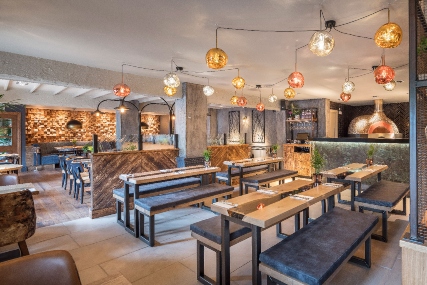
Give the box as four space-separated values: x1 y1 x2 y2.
19 169 90 228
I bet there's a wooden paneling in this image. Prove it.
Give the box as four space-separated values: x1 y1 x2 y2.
283 144 312 177
208 144 250 171
91 149 179 218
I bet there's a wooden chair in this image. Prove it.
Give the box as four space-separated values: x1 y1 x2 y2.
0 189 36 257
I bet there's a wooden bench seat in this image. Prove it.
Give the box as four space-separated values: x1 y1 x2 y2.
134 183 234 246
354 180 409 242
113 177 201 226
259 207 378 285
241 169 299 194
216 165 269 184
190 216 251 285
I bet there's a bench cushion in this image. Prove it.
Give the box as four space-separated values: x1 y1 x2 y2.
113 177 201 199
190 216 251 244
259 207 378 285
241 169 298 184
354 180 409 208
216 165 268 178
135 183 233 213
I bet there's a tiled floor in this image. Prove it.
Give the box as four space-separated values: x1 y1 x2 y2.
1 170 408 284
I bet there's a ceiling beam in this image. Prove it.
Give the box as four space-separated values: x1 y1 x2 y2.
73 89 93 98
2 80 10 91
90 90 111 99
53 86 67 95
29 83 41 93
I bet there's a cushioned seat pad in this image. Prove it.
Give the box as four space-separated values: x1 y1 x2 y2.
241 169 298 183
259 208 378 285
216 165 268 178
354 180 409 208
135 183 233 212
190 216 251 244
113 177 201 198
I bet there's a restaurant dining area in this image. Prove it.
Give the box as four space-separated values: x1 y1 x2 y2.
0 0 426 284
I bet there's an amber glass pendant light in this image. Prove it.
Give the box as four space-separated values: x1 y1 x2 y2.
230 89 239 105
206 28 228 69
284 87 296 99
164 86 177 97
374 8 402 48
232 69 245 89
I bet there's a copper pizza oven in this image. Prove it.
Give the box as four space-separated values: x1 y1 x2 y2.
348 99 401 138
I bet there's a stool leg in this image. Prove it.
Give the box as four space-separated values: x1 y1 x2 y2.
80 183 84 204
18 241 29 256
215 248 221 285
365 237 372 268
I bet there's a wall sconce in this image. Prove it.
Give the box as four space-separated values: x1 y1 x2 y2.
338 108 342 115
242 116 248 123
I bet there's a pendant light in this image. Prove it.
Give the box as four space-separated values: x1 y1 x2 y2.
113 65 131 98
342 67 355 94
114 99 130 113
374 52 395 84
237 89 247 107
288 49 304 88
164 86 177 97
66 109 82 129
232 69 245 89
268 88 277 103
206 28 228 69
256 87 265 112
230 90 239 105
340 92 351 102
374 8 403 49
203 78 214 96
163 59 180 88
284 87 296 99
309 14 335 57
383 79 396 91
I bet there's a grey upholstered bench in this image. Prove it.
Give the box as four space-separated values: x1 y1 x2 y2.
354 180 409 242
134 183 234 246
241 169 299 194
190 216 251 285
113 177 201 226
259 207 378 285
216 165 269 185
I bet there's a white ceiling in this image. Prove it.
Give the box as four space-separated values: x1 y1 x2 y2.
0 0 410 108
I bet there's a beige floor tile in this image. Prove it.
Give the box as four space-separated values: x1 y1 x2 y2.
100 238 196 282
27 223 70 245
79 265 108 285
70 234 147 271
330 263 389 285
28 234 80 254
70 222 125 247
132 262 199 285
63 215 117 233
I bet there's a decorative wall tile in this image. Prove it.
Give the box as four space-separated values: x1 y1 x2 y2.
252 110 265 143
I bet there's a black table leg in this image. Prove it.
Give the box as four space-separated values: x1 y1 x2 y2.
251 225 262 285
239 167 243 196
221 216 230 285
350 181 356 211
124 183 130 230
133 185 140 238
377 172 382 181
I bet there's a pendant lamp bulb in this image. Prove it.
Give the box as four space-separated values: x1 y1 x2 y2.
206 28 228 69
342 67 355 94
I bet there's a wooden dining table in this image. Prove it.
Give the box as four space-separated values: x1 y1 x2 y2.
322 163 388 211
211 182 346 285
223 157 285 195
0 164 23 174
0 183 37 195
118 165 221 237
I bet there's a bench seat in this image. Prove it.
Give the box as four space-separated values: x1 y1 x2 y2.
216 165 268 178
259 207 378 285
190 216 251 284
241 169 298 194
135 183 234 246
354 180 409 242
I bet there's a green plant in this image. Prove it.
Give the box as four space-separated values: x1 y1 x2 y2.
203 149 212 161
367 144 375 159
418 36 427 55
124 144 137 151
82 144 93 153
290 103 301 116
311 149 325 174
271 144 279 153
71 139 77 146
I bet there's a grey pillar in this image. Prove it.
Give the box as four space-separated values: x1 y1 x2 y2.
175 83 207 157
115 100 140 150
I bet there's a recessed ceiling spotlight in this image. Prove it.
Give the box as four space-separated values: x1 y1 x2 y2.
338 98 342 101
15 81 29 86
373 95 378 98
396 80 404 83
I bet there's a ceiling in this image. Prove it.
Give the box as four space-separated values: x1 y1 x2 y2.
0 0 410 109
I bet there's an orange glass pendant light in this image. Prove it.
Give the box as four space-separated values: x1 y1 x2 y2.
284 87 296 99
288 49 304 88
374 9 403 48
206 28 228 69
256 88 264 112
374 54 395 84
237 96 247 107
232 69 245 89
340 92 351 102
113 65 131 98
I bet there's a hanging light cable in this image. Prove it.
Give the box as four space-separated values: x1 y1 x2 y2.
206 28 228 69
374 8 403 48
203 78 214 96
113 64 131 98
342 67 355 94
309 11 335 56
163 59 180 88
288 48 304 88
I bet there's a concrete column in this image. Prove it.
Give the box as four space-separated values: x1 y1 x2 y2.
175 83 207 157
115 100 139 150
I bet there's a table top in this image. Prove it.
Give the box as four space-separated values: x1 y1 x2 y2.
344 164 388 182
0 164 23 171
0 183 37 195
212 182 345 228
223 157 284 168
122 166 221 185
321 163 368 178
55 146 84 150
0 153 19 158
118 165 207 181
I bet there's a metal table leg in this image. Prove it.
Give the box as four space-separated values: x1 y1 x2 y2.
221 215 230 285
251 225 262 285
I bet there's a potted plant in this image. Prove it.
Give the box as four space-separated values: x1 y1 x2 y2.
82 143 93 157
271 144 279 158
203 149 212 168
311 149 325 185
366 144 375 166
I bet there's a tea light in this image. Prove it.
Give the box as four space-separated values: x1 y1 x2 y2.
257 203 265 210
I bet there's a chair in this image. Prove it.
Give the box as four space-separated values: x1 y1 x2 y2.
0 189 36 257
71 162 90 204
65 159 74 195
0 250 82 285
59 155 68 190
0 174 19 186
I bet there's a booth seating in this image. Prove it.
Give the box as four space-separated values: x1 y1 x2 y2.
0 250 82 285
259 207 378 285
241 169 299 194
190 216 251 285
354 180 409 242
134 183 234 246
32 141 91 166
